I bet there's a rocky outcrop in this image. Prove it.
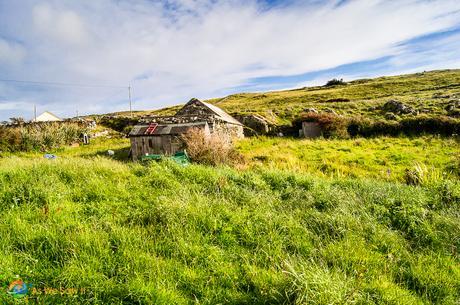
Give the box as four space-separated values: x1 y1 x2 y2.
303 108 318 113
233 114 274 136
323 108 338 115
384 113 398 121
381 100 417 115
446 100 460 117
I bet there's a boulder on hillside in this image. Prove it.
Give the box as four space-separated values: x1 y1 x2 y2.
446 100 460 117
233 114 273 136
385 113 398 121
432 93 451 99
323 108 337 115
303 108 318 113
381 100 416 115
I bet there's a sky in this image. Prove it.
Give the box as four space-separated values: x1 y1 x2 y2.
1 0 460 121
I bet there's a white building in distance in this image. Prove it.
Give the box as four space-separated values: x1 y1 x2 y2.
32 111 62 122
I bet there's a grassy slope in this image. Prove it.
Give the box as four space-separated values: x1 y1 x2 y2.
237 136 460 181
101 69 460 124
208 69 460 123
0 156 459 304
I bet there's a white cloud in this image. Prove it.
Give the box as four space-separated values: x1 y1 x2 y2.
0 101 32 111
0 38 26 65
0 0 460 119
32 3 90 46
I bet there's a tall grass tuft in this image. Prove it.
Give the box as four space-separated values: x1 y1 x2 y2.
181 127 244 166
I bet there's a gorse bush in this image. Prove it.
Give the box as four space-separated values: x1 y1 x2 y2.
0 122 87 152
181 127 244 166
0 158 458 304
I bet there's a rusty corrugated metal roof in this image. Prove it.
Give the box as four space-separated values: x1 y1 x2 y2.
129 121 208 137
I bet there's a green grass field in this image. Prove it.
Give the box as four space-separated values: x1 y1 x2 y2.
0 136 459 304
237 136 460 181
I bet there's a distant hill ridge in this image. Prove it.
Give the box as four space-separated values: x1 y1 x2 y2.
95 69 460 124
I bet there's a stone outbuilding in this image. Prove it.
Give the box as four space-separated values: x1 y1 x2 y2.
300 122 322 138
171 98 244 138
129 98 244 160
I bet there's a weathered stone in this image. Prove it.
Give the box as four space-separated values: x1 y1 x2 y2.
303 108 318 113
323 108 337 115
385 113 398 120
233 114 273 136
381 100 415 115
432 93 451 99
445 100 460 111
446 100 460 117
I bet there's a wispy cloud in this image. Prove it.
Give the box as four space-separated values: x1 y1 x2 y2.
0 0 460 119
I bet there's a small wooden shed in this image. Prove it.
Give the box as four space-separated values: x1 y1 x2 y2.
129 121 209 160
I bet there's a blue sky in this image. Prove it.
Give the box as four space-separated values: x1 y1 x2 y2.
1 0 460 120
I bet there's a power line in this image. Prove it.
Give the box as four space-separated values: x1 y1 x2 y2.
0 78 135 117
0 78 127 89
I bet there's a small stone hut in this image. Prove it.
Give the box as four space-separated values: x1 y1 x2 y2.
174 98 244 137
300 122 322 138
129 98 244 160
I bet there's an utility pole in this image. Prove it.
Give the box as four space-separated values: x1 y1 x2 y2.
128 85 132 117
34 104 37 122
76 108 79 119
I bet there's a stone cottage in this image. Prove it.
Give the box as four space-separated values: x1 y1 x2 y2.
129 98 244 160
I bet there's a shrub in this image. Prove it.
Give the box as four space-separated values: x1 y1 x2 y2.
347 116 460 137
99 116 139 132
0 126 22 152
325 78 346 87
347 117 401 137
181 127 244 166
400 116 460 136
0 122 88 152
292 113 348 138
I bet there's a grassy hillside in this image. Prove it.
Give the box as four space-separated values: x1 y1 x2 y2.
0 156 459 304
98 69 460 125
206 69 460 123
